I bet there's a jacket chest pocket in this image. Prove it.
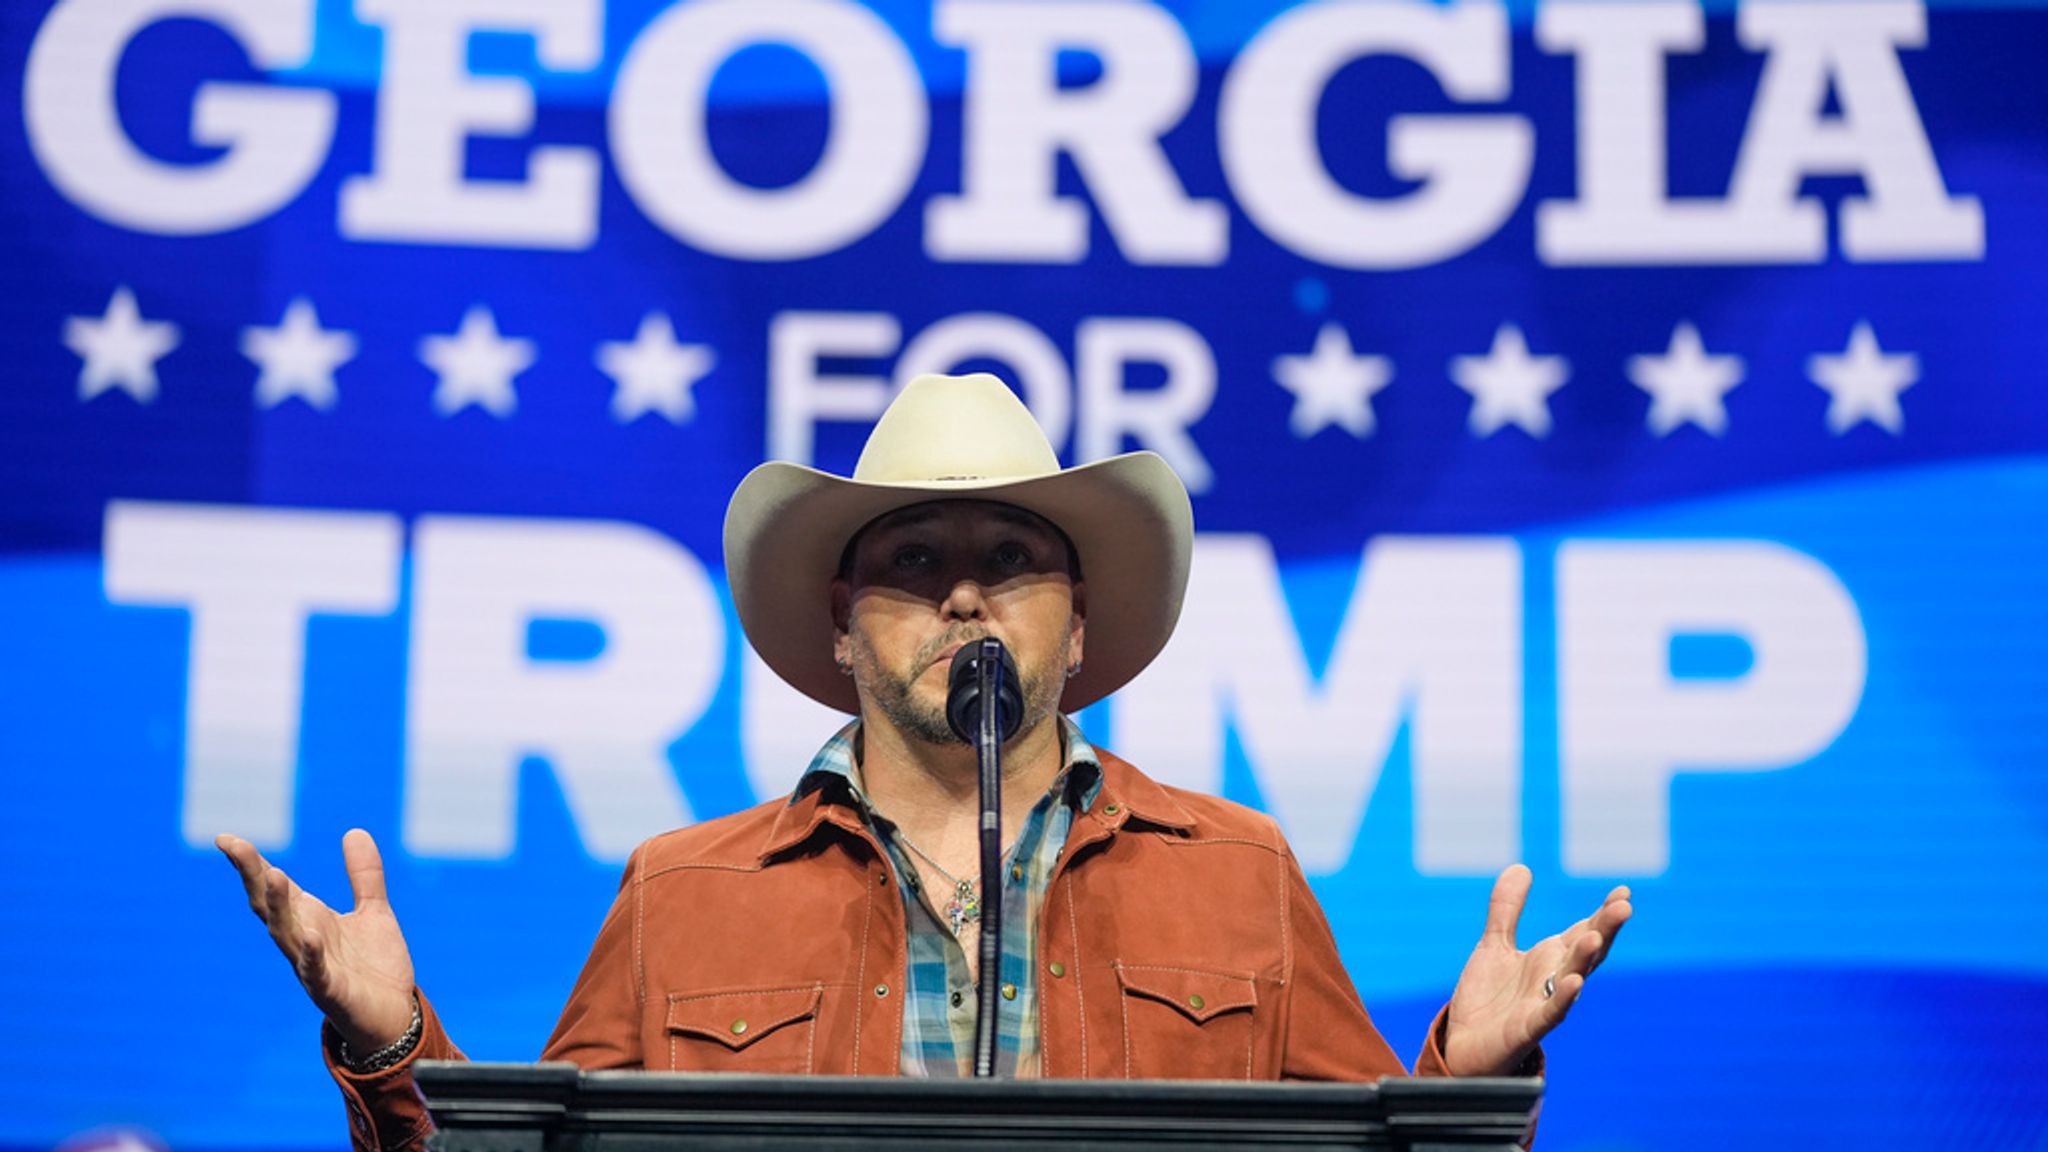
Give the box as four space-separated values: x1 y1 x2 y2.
1114 964 1258 1080
665 985 822 1075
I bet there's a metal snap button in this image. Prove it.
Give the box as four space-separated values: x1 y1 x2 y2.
1188 993 1205 1011
730 1019 748 1035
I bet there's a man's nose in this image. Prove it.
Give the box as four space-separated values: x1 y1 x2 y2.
940 577 989 620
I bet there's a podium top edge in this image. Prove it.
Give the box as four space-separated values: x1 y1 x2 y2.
413 1060 1542 1114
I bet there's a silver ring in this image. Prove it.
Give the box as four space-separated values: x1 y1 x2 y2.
1542 975 1556 1000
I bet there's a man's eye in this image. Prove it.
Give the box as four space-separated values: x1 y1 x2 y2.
893 546 934 568
994 543 1032 568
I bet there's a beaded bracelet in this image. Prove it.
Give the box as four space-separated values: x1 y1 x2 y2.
338 996 423 1074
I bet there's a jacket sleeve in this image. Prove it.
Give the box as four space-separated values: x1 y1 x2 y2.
1275 839 1413 1081
538 843 647 1068
1276 838 1543 1147
321 990 466 1152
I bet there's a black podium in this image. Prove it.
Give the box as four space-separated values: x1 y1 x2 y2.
416 1061 1540 1151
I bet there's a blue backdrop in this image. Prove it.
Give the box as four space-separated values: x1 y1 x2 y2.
2 1 2044 1149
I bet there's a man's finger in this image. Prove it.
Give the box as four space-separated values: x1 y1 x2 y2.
1559 888 1634 950
262 867 305 965
1599 897 1634 934
300 925 328 989
1543 972 1586 1030
1484 864 1533 945
1562 930 1605 978
342 828 389 911
216 834 275 917
1584 899 1632 975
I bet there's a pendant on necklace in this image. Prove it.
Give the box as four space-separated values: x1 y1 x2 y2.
944 879 981 934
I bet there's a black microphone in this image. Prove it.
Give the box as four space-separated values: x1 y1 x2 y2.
945 637 1020 1078
946 639 1023 744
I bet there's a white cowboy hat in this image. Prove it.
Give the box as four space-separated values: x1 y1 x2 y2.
725 372 1194 715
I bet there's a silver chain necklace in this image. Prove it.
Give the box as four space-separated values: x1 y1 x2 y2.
891 828 981 935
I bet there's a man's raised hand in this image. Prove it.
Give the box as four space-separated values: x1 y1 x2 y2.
1440 864 1632 1077
217 829 418 1054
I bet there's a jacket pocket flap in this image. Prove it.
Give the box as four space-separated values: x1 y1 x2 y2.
1115 965 1256 1024
667 985 822 1051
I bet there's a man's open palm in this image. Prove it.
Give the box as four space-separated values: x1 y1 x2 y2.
1441 864 1632 1077
218 829 417 1053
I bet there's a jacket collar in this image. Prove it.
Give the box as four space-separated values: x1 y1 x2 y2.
760 780 870 862
1079 748 1196 835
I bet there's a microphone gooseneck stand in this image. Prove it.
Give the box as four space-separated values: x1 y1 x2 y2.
946 639 1023 1079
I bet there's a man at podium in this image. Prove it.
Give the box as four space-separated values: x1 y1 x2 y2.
219 374 1631 1151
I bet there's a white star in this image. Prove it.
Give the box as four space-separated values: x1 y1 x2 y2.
1449 324 1569 438
1270 322 1393 439
420 305 533 418
64 286 179 404
1627 321 1745 437
1808 321 1917 435
597 312 714 425
241 297 357 411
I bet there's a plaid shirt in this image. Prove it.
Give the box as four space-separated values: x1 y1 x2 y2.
793 717 1103 1078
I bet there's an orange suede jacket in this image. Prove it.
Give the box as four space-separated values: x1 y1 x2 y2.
322 750 1457 1151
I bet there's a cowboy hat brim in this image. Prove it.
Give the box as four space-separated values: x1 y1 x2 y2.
724 451 1194 716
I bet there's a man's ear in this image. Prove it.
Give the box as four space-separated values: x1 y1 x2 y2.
1068 579 1086 666
830 578 853 664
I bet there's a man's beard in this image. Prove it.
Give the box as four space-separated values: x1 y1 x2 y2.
852 626 1069 747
